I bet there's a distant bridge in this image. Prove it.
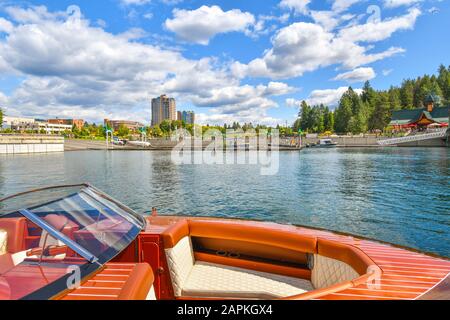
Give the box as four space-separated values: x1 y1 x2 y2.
377 129 448 146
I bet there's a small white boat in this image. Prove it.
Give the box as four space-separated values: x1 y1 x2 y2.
312 139 337 148
127 140 152 147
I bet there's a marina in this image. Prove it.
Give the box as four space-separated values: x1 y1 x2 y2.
1 148 448 258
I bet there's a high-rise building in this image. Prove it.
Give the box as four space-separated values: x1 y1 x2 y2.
151 94 176 126
181 111 195 125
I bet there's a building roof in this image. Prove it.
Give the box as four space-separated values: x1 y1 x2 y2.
431 106 450 120
389 105 449 125
424 93 440 103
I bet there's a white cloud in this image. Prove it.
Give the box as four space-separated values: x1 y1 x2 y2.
338 8 421 43
332 67 376 83
279 0 311 15
306 87 363 106
0 17 14 33
161 0 184 5
4 5 66 23
120 0 151 6
164 5 255 45
332 0 361 13
0 91 8 106
309 0 359 31
143 13 153 20
96 19 107 28
0 5 292 125
310 11 342 31
232 7 421 80
285 98 300 107
249 14 290 38
194 83 293 126
188 82 294 109
382 69 393 76
383 0 422 8
232 22 404 79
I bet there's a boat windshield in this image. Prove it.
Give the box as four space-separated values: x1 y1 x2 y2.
0 184 145 299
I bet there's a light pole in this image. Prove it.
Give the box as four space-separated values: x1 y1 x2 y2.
106 129 113 149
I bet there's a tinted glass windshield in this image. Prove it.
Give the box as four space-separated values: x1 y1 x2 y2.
0 184 145 299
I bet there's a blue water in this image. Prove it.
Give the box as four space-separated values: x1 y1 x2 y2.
0 148 449 257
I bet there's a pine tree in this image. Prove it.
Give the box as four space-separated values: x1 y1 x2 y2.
387 87 402 111
361 81 377 113
437 64 450 104
323 106 334 132
298 100 311 132
369 93 391 131
400 79 415 109
334 89 354 133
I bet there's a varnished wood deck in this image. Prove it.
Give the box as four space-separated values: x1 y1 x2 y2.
148 216 450 300
296 226 450 300
62 216 450 300
61 263 138 300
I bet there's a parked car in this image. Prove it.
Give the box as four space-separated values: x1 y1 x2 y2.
112 137 124 145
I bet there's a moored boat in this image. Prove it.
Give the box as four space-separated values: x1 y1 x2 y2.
311 139 338 148
0 184 448 300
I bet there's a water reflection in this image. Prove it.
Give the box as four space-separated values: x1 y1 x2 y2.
0 148 449 257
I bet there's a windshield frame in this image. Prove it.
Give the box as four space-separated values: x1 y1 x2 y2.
0 183 147 300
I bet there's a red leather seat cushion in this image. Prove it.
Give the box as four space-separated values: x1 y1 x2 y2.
0 218 27 253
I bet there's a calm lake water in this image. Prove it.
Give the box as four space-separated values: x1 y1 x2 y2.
0 148 449 257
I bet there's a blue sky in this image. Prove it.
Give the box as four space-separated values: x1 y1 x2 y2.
0 0 449 125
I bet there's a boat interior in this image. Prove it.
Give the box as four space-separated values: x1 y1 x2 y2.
0 185 449 300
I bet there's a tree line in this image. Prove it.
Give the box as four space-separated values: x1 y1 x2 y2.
2 65 449 137
294 64 450 134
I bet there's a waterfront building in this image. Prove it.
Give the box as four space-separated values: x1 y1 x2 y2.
388 94 449 129
104 119 144 132
181 111 195 124
5 117 72 133
48 118 85 130
151 94 176 126
36 121 72 134
2 116 35 129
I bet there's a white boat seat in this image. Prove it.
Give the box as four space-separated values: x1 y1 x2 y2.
165 236 313 299
182 261 314 299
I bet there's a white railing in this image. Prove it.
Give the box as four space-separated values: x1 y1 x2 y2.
377 129 447 145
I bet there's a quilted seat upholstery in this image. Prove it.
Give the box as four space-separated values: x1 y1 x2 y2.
165 236 195 297
165 235 313 299
162 220 378 299
182 261 314 299
312 254 359 289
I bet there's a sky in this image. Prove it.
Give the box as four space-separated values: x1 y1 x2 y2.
0 0 449 126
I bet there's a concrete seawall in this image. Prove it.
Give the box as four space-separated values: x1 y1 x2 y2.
304 136 380 147
65 138 301 151
0 135 64 154
65 135 448 151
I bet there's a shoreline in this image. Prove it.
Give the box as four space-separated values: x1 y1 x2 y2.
65 138 448 151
